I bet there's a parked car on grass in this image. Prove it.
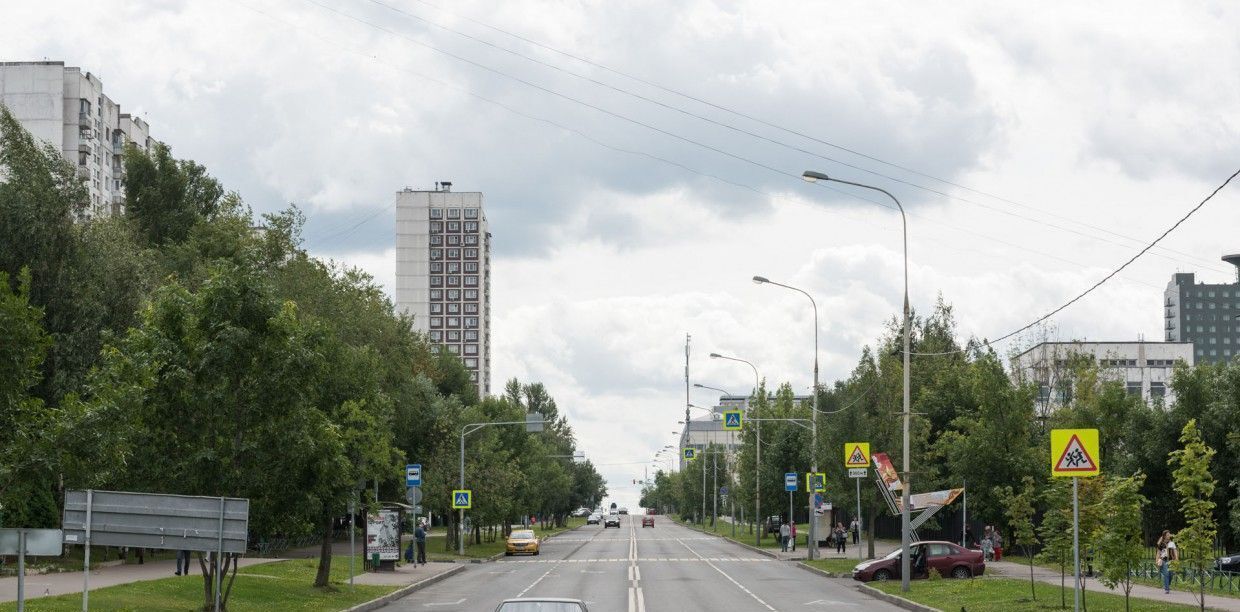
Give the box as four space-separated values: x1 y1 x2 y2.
852 541 983 582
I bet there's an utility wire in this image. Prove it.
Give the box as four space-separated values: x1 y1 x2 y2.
371 0 1227 274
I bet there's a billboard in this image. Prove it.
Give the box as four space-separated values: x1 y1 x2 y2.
871 452 903 492
366 509 401 561
62 490 249 554
898 488 964 512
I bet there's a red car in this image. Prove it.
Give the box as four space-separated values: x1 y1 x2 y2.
641 515 655 528
852 541 983 582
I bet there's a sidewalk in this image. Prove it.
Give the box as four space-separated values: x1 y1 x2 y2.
0 555 280 603
988 560 1240 611
709 516 900 561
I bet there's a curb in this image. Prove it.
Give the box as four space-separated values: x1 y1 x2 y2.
342 564 467 612
796 561 844 579
856 584 940 612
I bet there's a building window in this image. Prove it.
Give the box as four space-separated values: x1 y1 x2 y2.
1150 382 1166 399
448 249 460 259
447 262 461 274
429 276 443 287
465 358 478 368
447 330 461 341
464 262 478 273
465 248 478 258
465 289 478 300
469 371 478 381
464 235 478 245
430 331 442 342
465 221 478 232
447 235 461 246
430 290 442 300
431 235 442 245
1211 349 1218 356
447 222 460 232
430 208 443 219
447 317 460 328
430 303 442 314
447 303 460 314
430 221 442 232
430 249 442 260
465 330 478 341
465 275 478 287
448 208 461 219
1125 382 1142 397
465 208 479 219
448 289 460 300
464 344 478 355
430 317 443 328
447 345 460 354
430 262 443 273
464 303 478 314
447 276 460 286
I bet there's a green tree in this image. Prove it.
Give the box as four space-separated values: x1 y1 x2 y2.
1092 472 1148 612
123 143 225 246
1169 419 1217 612
1038 477 1074 608
997 476 1039 601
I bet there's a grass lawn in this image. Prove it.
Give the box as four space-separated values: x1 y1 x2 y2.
870 576 1200 612
0 554 393 612
1001 553 1240 601
804 558 862 575
423 517 587 561
677 517 795 549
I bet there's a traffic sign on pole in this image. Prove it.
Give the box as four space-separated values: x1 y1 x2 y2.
1051 429 1100 477
452 490 472 509
406 464 422 487
683 448 696 460
808 473 826 493
844 443 871 468
784 472 798 492
722 410 743 430
848 468 867 479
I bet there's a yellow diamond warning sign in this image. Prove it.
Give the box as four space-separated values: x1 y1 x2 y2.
844 443 870 468
1051 429 1100 477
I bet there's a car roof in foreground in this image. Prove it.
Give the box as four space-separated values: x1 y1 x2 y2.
496 597 587 611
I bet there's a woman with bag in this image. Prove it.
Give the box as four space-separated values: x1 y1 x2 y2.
1156 530 1178 594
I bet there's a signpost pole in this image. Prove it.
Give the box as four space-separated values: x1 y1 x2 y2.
712 451 717 529
856 478 862 561
349 497 355 591
17 529 25 612
82 489 92 612
215 496 225 612
1073 477 1080 612
788 490 793 549
962 478 968 548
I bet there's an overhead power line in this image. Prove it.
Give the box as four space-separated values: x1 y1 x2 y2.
368 0 1227 274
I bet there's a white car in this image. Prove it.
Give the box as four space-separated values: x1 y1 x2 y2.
586 513 601 525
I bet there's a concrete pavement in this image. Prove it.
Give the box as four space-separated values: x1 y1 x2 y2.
0 554 280 603
379 515 902 611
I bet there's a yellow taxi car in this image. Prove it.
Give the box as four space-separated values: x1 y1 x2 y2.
505 529 540 556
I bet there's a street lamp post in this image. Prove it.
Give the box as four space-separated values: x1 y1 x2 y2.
709 353 761 546
752 275 820 560
695 383 738 538
803 169 911 591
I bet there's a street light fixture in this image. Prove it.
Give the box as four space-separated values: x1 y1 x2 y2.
710 352 763 546
803 168 912 591
752 275 821 560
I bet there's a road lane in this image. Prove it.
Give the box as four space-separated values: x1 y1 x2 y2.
380 514 900 611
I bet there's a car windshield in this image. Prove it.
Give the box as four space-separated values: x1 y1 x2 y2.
497 603 585 612
510 530 535 539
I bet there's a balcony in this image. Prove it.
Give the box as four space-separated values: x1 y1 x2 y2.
78 111 91 126
1165 298 1175 307
1165 321 1176 330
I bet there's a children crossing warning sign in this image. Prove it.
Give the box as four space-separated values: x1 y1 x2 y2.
1051 429 1100 477
844 442 870 468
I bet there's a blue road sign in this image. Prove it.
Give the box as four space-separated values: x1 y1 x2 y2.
683 448 696 460
720 486 729 495
452 490 472 509
406 464 422 487
722 410 742 430
785 472 798 492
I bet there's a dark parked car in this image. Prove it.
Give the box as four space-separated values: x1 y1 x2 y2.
604 514 621 528
1218 553 1240 573
852 541 984 582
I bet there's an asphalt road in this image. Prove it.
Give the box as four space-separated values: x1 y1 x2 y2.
380 515 900 612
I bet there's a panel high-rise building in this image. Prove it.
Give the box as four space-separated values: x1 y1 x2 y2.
0 61 154 219
395 182 492 397
1164 254 1240 364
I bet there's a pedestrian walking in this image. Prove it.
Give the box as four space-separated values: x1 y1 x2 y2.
779 521 791 553
981 526 994 561
790 521 797 552
1156 530 1178 594
175 550 191 576
993 527 1004 561
415 521 428 564
834 522 846 554
850 518 859 545
965 526 976 548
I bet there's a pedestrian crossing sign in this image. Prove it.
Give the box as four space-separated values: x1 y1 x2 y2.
844 443 870 468
683 448 696 460
1051 429 1100 477
808 473 826 493
452 489 472 509
723 410 743 430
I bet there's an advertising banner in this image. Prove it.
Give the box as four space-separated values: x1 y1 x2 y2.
897 488 964 512
871 452 903 492
366 509 401 561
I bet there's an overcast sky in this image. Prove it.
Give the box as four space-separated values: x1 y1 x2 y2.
7 0 1240 510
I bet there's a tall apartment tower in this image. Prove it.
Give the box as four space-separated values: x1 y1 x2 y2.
0 61 154 219
1164 254 1240 364
395 182 492 397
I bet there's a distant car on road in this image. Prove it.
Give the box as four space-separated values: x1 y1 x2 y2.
641 515 655 528
495 598 588 612
505 529 540 556
604 514 621 528
571 507 590 517
852 541 983 582
586 513 601 525
618 507 629 515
